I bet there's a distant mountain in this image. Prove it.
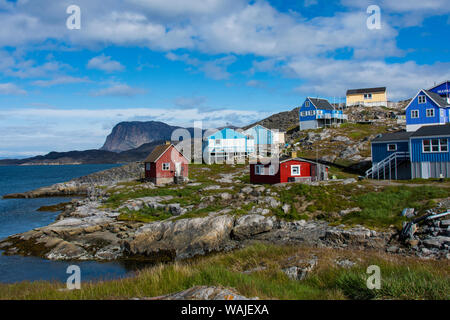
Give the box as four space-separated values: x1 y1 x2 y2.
101 121 195 152
0 141 165 166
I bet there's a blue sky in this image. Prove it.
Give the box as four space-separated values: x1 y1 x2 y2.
0 0 449 157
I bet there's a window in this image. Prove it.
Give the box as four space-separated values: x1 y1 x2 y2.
317 110 323 115
145 163 151 170
162 163 170 171
215 139 221 146
426 109 435 117
311 110 316 115
418 95 426 104
291 165 301 176
301 111 306 117
255 165 264 175
305 101 310 107
411 110 419 118
387 144 397 151
423 139 448 153
364 93 372 100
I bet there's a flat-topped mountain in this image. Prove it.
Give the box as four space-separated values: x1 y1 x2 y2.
100 121 195 152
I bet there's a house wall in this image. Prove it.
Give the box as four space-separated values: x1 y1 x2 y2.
346 91 387 106
410 137 450 162
299 120 318 131
249 163 281 184
279 160 312 183
244 125 274 145
411 161 450 179
371 141 409 163
406 92 446 132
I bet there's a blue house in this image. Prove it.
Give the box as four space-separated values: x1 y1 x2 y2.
299 97 347 131
203 128 254 164
428 80 450 103
405 89 450 132
367 124 450 179
243 124 284 157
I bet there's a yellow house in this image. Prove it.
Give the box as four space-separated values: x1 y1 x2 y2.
346 87 387 107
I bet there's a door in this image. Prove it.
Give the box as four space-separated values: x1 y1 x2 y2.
175 162 181 176
421 162 431 179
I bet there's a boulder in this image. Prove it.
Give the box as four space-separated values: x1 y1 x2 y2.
124 215 235 260
232 215 275 240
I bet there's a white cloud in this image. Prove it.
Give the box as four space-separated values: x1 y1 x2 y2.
33 76 91 87
0 82 26 95
87 54 125 73
246 80 265 88
90 83 147 97
174 96 207 108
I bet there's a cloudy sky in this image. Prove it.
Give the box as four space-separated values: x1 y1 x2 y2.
0 0 449 158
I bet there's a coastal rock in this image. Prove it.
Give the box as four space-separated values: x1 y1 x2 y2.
124 215 236 260
145 286 256 300
232 215 275 240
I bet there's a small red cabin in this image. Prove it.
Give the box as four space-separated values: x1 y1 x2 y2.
250 158 328 184
144 144 189 185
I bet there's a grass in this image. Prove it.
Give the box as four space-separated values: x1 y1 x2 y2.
274 183 450 229
118 207 173 223
1 243 448 300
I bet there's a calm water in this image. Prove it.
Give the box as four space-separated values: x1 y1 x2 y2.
0 164 145 284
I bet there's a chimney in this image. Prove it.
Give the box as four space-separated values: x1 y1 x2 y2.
165 141 171 145
291 151 297 158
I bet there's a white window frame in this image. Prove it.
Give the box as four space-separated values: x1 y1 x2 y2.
411 110 419 119
301 111 306 117
418 95 426 104
162 163 170 171
291 165 301 176
364 93 372 100
317 110 323 115
255 165 264 175
426 108 435 117
422 139 448 153
387 144 397 152
215 139 221 146
305 101 310 107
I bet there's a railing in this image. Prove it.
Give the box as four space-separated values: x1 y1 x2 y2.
365 152 410 180
316 113 347 120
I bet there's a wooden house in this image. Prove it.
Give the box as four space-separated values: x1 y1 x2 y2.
250 157 328 184
405 89 450 132
299 97 347 131
203 128 254 164
144 143 189 185
346 87 387 107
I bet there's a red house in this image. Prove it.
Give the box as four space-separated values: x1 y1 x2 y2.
250 157 328 184
144 144 189 185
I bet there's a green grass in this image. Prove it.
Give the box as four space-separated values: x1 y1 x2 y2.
118 207 173 223
1 244 447 300
273 183 450 229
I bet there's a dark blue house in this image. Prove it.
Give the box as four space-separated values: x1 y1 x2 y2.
367 124 450 179
299 97 347 131
428 80 450 102
405 89 450 132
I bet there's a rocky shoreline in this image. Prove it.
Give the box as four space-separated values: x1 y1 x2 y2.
1 163 449 263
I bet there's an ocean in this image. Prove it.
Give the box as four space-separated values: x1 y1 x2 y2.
0 164 145 284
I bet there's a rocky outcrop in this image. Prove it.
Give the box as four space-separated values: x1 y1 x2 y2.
123 215 236 260
142 286 256 300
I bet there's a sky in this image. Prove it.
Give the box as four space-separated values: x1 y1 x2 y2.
0 0 449 158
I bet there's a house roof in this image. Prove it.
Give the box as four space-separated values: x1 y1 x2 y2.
308 97 334 110
346 87 386 95
204 128 248 140
428 80 450 91
424 90 449 108
411 124 450 138
281 157 329 167
144 144 173 163
372 130 413 143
